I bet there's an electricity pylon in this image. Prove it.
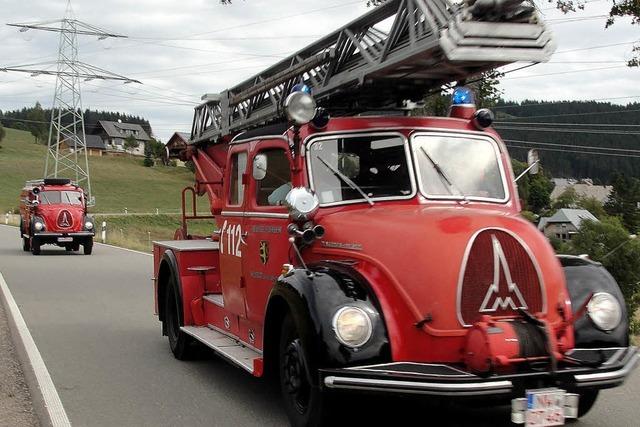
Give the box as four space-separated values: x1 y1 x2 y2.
3 1 140 205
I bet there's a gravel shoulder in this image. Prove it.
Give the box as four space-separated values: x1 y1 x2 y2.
0 298 39 427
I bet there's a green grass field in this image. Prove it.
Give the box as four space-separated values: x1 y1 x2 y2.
0 127 199 214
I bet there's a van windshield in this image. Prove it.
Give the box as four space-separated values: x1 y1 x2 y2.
307 134 413 205
39 191 83 206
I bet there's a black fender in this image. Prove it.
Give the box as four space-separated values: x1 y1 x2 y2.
157 249 183 330
264 262 390 381
559 255 629 347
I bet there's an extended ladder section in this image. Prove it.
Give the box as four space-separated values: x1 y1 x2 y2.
191 0 554 144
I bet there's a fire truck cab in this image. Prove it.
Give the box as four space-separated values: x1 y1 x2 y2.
152 1 638 426
19 178 95 255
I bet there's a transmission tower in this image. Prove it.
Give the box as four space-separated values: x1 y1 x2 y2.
3 1 140 205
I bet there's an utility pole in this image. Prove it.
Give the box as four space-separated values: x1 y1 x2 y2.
3 1 140 205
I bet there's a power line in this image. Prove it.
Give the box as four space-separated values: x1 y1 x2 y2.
495 126 640 136
503 139 640 154
502 65 627 80
496 108 640 120
495 121 640 127
505 144 640 159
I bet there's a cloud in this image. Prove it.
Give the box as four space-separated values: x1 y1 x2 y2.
0 0 637 141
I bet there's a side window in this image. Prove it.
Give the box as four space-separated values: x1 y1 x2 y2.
229 152 247 206
256 149 292 206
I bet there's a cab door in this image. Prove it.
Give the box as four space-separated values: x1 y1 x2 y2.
218 146 248 317
242 140 293 323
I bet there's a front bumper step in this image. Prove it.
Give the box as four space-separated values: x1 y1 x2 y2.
321 346 638 397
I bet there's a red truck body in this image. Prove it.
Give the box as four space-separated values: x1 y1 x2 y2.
19 178 95 255
153 113 637 426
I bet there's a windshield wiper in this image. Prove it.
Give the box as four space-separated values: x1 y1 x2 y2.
316 156 374 206
419 146 467 200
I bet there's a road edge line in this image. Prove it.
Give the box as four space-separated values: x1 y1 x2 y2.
94 242 152 257
0 272 71 427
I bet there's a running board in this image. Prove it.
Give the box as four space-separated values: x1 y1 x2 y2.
181 326 261 374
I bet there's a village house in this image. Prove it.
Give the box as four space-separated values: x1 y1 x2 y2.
551 178 612 204
88 120 152 156
538 208 598 242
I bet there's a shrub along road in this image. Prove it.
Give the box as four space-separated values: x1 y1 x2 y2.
0 224 638 426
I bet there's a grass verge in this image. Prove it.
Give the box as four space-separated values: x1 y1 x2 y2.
94 214 216 252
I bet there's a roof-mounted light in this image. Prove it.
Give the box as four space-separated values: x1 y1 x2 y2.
451 86 475 106
285 88 317 126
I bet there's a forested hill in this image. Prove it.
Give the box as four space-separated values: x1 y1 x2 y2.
0 104 153 138
493 100 640 183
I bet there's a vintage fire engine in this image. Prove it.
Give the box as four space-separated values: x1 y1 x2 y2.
19 178 95 255
152 1 638 425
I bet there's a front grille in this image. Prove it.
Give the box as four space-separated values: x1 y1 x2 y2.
458 230 544 326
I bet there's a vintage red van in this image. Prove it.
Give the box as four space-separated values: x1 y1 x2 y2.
19 178 95 255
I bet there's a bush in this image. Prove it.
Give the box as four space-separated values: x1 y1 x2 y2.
143 157 154 167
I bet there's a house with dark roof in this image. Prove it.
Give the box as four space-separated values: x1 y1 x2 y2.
538 208 598 242
88 120 152 156
166 132 190 159
59 134 107 156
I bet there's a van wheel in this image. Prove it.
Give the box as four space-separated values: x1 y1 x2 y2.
30 238 41 255
165 280 194 360
279 314 329 427
23 237 31 252
83 239 93 255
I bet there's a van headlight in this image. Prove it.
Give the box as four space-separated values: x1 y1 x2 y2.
587 292 622 331
332 306 372 348
34 221 45 231
84 221 94 230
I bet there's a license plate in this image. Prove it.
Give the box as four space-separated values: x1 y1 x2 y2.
525 388 565 427
57 237 73 243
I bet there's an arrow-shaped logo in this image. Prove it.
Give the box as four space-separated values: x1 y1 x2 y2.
479 235 528 313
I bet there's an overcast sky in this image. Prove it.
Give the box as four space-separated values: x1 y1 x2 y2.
0 0 637 141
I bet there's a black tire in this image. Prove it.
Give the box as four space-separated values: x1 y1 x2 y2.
577 390 599 418
83 239 93 255
22 236 31 252
65 245 73 251
279 314 329 427
165 281 195 360
30 238 40 255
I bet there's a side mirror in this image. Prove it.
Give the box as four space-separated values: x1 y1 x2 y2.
527 149 539 175
252 154 268 181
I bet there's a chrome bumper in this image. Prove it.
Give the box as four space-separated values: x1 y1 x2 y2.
30 231 95 237
321 346 638 397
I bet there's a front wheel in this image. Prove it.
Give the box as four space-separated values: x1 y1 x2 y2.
83 238 93 255
30 238 40 255
577 390 599 418
279 314 330 427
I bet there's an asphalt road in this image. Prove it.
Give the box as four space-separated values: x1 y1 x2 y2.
0 224 638 427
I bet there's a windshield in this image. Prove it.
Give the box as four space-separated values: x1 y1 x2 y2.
39 190 83 206
412 134 507 202
307 134 414 205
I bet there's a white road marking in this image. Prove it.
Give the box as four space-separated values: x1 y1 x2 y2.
0 224 152 257
0 272 72 427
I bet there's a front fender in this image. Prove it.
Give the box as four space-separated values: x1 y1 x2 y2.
267 263 390 370
560 255 629 347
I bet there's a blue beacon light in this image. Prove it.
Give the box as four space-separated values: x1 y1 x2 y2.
451 86 475 105
291 83 312 95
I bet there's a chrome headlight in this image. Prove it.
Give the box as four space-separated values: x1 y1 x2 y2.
285 187 319 222
332 306 372 348
284 91 317 125
84 221 94 230
587 292 622 331
34 221 45 231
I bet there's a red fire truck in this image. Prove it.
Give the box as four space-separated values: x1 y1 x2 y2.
19 178 95 255
152 1 637 425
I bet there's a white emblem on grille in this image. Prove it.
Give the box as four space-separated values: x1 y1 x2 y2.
479 235 528 312
59 211 71 228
